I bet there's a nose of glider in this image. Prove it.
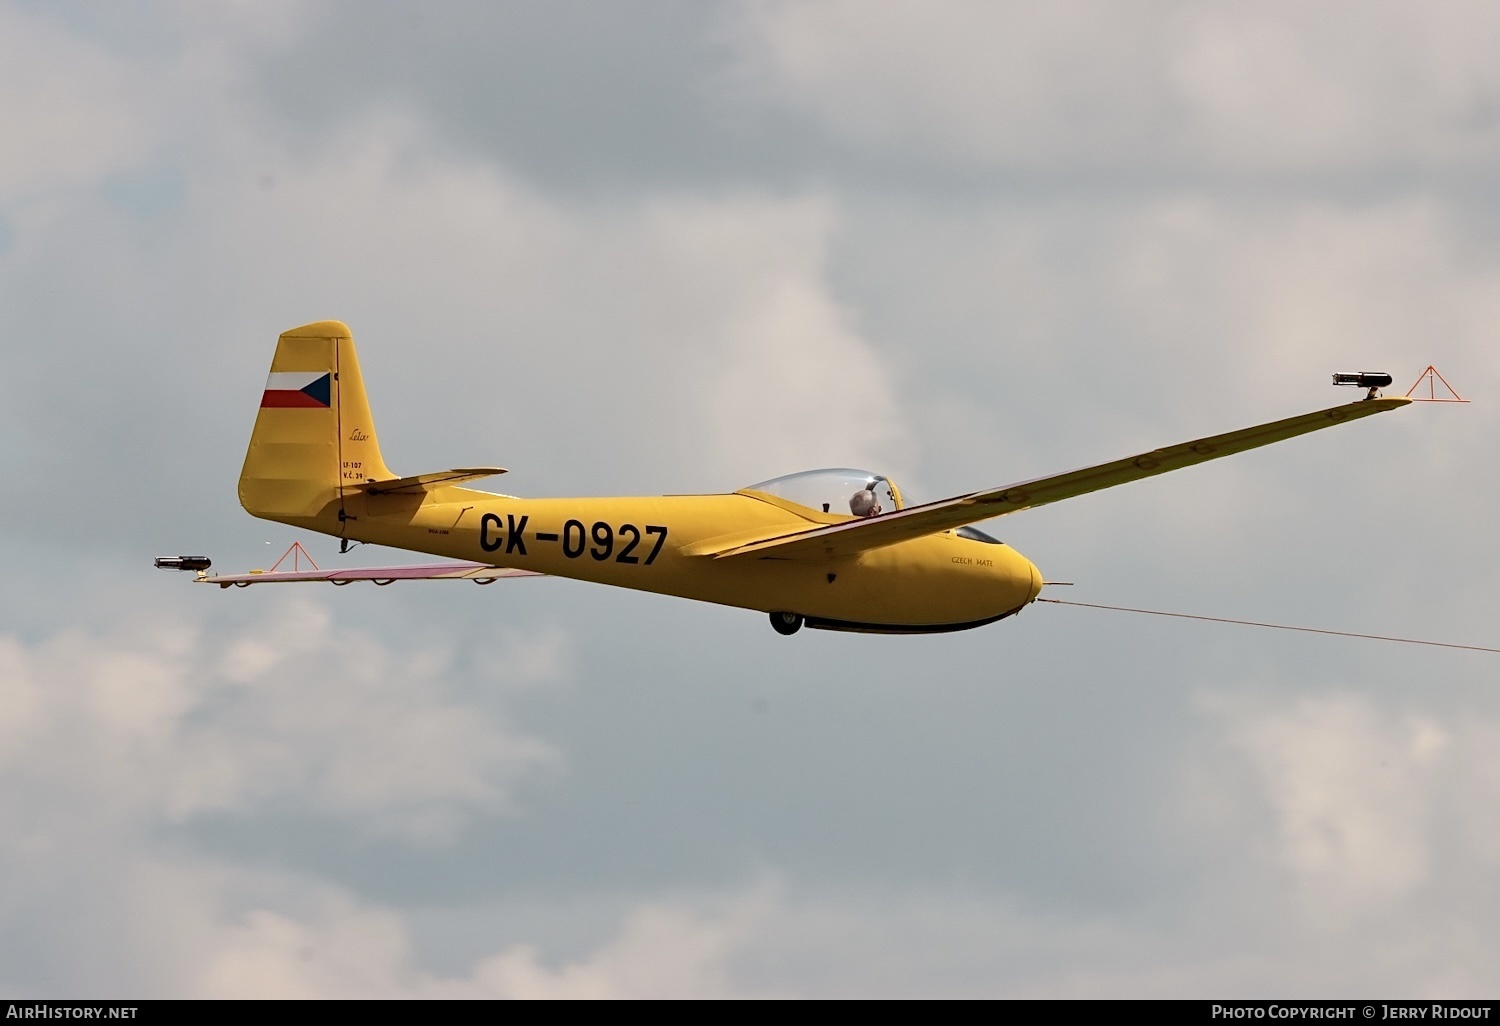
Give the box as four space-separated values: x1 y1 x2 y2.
1026 559 1044 605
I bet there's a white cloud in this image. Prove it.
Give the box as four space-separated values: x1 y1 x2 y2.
731 0 1500 172
0 597 564 843
0 1 309 208
1225 693 1445 912
670 197 913 477
1107 198 1500 395
0 592 573 995
14 863 780 998
1166 3 1500 170
4 0 1500 1001
2 97 915 512
192 897 429 999
1183 688 1500 966
837 188 1500 593
0 5 156 204
458 891 774 999
732 0 1166 167
8 629 1500 997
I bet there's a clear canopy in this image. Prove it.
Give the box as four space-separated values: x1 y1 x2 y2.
744 468 906 518
745 467 1006 544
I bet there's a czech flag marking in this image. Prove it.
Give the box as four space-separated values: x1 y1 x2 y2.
261 371 332 409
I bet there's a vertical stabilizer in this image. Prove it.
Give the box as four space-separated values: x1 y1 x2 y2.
239 320 393 526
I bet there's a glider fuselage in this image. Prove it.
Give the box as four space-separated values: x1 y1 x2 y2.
278 488 1042 633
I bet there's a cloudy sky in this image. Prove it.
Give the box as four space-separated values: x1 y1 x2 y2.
2 0 1499 998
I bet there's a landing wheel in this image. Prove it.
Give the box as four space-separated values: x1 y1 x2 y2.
770 611 804 636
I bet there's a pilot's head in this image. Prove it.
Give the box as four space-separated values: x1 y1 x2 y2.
849 488 882 517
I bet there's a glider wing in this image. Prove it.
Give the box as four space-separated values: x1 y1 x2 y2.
198 562 541 587
711 396 1412 561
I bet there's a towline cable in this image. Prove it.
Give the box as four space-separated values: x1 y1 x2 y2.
1036 598 1500 655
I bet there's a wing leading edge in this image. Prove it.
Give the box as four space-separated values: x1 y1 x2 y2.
712 396 1412 561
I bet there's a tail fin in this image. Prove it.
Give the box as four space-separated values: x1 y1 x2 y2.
239 320 394 526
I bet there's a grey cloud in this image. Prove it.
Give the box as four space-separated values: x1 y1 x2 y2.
4 0 1500 997
254 0 825 193
0 597 564 839
249 1 1500 196
736 0 1500 178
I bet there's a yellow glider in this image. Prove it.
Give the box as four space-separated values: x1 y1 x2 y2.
186 320 1410 635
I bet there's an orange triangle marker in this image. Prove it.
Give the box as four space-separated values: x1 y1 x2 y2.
1404 365 1469 403
268 541 321 572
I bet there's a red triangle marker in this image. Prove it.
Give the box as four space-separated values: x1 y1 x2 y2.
1404 365 1470 403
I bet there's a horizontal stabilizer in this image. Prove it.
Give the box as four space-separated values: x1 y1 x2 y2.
198 562 541 587
360 468 507 495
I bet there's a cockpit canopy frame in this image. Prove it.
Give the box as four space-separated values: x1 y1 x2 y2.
742 468 1005 544
741 468 906 519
